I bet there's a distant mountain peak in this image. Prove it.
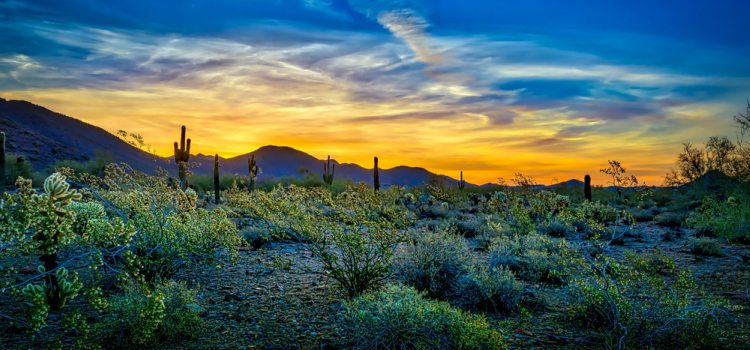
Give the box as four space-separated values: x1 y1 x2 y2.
0 97 467 187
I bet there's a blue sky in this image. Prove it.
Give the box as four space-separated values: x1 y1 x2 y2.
1 0 749 183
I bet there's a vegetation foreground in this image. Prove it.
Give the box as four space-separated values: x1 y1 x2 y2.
1 105 750 349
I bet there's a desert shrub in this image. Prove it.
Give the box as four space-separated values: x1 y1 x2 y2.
526 191 570 223
686 195 750 241
455 264 525 313
100 281 202 348
227 183 408 297
537 218 576 237
451 214 491 238
3 154 35 185
64 165 241 284
629 207 656 222
475 220 513 251
624 250 676 275
567 257 739 349
309 222 397 298
488 233 575 284
344 284 507 350
190 173 244 192
393 228 472 300
240 224 272 249
655 212 684 227
558 201 635 241
689 238 724 257
52 151 114 177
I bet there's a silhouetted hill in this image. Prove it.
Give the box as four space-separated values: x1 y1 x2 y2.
0 97 469 187
548 179 585 189
0 97 165 172
678 170 745 194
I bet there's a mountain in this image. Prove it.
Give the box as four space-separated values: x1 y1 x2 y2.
678 170 746 194
0 97 166 172
0 97 466 187
548 179 585 189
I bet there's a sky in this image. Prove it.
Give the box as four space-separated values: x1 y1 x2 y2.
1 0 749 185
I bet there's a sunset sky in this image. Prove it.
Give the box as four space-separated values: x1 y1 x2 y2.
1 0 749 184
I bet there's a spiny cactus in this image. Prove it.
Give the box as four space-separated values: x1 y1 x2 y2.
323 155 335 185
584 174 592 201
35 172 83 310
214 154 220 204
374 156 380 191
248 155 258 190
0 131 5 192
41 172 83 206
173 125 191 189
458 171 465 190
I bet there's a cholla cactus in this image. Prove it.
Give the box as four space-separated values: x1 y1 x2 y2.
323 155 335 185
173 125 191 189
39 172 82 206
28 173 82 311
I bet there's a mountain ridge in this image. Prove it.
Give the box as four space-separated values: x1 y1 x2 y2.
0 97 468 187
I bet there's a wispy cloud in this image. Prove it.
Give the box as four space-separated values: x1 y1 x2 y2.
0 0 749 183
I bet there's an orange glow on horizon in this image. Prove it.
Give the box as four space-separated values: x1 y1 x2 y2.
3 88 732 186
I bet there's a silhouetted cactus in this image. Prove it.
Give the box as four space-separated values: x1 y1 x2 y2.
0 131 5 192
374 156 380 191
214 154 220 204
323 155 335 185
173 125 191 189
458 171 465 190
584 174 592 201
248 155 258 190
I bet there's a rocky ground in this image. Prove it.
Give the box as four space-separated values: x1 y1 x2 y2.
2 222 749 349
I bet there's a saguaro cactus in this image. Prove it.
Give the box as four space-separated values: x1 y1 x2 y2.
173 125 191 189
584 174 592 201
214 154 220 204
458 171 465 190
373 156 380 191
0 131 5 192
323 155 335 185
248 155 258 190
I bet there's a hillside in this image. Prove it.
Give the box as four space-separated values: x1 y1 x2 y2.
0 97 465 187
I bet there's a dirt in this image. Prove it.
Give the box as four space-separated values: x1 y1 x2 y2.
2 223 749 349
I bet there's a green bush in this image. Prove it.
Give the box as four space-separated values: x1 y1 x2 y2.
686 195 750 241
487 233 571 284
240 224 272 249
629 207 657 222
455 264 525 313
567 257 739 349
537 218 576 237
100 281 202 347
393 228 472 300
655 212 684 227
344 284 507 350
689 238 724 257
96 165 241 283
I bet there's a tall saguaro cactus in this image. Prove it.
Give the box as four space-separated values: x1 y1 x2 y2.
458 171 465 190
373 156 380 191
248 155 258 191
323 155 335 185
214 154 220 204
0 131 5 192
173 125 191 189
584 174 592 201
